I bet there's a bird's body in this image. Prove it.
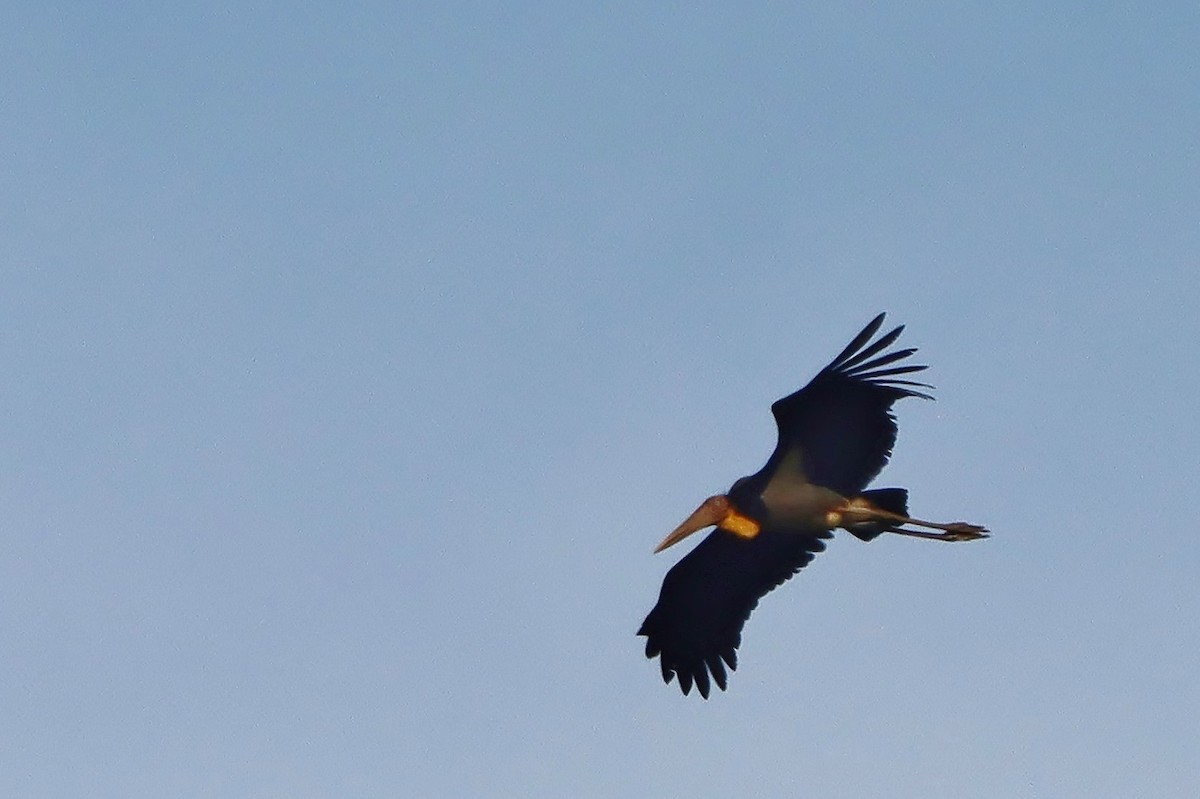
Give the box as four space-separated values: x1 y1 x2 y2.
639 314 986 698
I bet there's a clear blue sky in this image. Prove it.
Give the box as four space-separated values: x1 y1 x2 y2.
3 3 1198 797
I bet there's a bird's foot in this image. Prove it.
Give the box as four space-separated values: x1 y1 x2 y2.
941 522 989 542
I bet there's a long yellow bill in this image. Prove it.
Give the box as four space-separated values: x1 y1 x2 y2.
654 495 761 553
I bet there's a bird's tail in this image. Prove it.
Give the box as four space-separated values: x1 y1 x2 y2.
844 488 908 541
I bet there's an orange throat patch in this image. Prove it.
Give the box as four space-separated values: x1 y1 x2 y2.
719 507 761 540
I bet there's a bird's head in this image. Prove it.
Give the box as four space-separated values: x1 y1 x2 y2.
653 494 761 553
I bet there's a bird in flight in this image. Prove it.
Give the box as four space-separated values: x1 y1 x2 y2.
638 313 987 698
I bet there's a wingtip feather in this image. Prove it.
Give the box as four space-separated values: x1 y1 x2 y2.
838 325 906 371
828 313 886 368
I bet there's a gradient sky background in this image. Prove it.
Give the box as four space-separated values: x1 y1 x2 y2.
3 4 1199 797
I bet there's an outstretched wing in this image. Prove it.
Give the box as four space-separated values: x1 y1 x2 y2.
637 526 831 698
767 312 932 496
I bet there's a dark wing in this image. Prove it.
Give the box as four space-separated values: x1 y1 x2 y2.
768 312 933 496
638 527 830 698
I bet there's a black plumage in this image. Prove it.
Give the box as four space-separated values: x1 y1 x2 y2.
639 313 986 698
